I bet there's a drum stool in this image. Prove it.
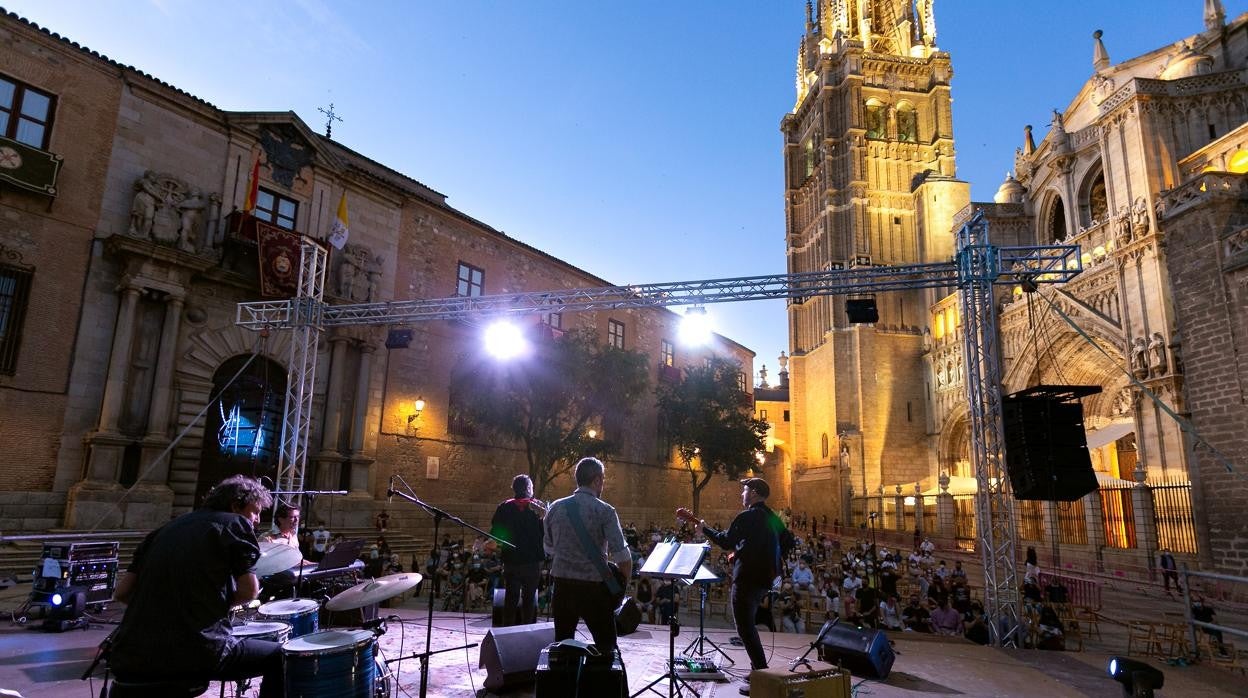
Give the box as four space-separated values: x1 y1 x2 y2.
107 676 209 697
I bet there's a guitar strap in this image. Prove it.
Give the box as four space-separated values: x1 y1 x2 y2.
565 497 623 597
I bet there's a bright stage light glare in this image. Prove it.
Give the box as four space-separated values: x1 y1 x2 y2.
679 307 712 346
483 321 528 360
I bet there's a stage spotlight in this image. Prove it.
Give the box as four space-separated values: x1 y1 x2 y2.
846 297 879 324
483 321 528 360
679 306 713 346
43 585 88 632
1107 656 1164 697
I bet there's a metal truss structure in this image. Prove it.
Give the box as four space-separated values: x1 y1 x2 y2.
272 241 329 507
238 211 1079 644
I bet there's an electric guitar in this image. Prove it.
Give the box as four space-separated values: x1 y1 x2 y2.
676 508 735 564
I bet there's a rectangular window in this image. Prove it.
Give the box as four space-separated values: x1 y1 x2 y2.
759 409 768 421
660 340 674 367
783 410 791 422
0 75 55 149
456 262 484 297
544 312 562 330
737 371 747 392
0 263 34 374
254 188 298 230
607 319 625 349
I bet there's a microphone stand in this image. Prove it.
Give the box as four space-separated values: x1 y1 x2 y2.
388 475 514 698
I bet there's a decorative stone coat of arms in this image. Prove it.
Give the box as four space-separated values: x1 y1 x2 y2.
127 170 222 254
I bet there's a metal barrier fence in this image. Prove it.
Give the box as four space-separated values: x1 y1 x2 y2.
1182 564 1248 660
1153 479 1198 554
1038 570 1103 610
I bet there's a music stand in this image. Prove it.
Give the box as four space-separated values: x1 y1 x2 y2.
681 565 734 668
633 541 708 698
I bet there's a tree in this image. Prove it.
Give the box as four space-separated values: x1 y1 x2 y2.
450 326 650 497
656 355 769 515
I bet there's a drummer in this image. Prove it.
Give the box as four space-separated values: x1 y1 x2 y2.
260 503 316 598
108 475 284 697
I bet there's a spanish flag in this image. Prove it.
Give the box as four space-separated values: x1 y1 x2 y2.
328 191 349 250
242 152 261 214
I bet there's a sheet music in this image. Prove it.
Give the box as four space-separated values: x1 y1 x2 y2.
639 541 707 579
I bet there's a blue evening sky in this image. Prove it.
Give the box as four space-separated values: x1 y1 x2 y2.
9 1 1242 376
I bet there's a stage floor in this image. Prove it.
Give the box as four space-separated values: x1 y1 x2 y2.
0 606 1240 697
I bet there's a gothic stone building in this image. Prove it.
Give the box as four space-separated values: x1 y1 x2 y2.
779 1 1248 574
0 11 765 534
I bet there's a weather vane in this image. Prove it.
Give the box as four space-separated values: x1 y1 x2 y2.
318 102 344 138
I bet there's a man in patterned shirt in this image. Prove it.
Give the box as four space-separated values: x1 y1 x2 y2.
543 457 632 653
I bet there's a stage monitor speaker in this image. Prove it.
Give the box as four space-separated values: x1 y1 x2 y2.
817 624 894 679
491 587 540 627
478 621 555 691
615 596 641 636
1003 387 1100 501
535 646 627 698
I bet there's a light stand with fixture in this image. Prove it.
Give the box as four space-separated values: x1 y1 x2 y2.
406 396 426 436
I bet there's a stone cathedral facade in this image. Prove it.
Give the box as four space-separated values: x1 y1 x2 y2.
777 1 1248 575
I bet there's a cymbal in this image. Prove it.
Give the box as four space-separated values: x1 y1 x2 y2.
253 541 303 577
325 573 422 611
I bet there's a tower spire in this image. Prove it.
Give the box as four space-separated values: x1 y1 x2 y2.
1023 124 1036 156
1205 0 1226 31
806 0 815 32
1092 30 1111 71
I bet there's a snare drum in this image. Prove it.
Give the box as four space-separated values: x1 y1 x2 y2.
282 628 377 698
229 620 291 644
257 598 320 638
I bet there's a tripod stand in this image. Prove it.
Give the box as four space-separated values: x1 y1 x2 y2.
682 572 733 668
633 613 700 698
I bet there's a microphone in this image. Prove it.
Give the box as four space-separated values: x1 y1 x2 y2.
388 474 395 504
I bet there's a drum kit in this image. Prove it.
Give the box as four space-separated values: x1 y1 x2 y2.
228 543 424 697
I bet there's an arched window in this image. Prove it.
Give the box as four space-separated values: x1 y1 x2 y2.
821 432 830 458
1044 194 1067 242
1078 164 1108 228
897 103 918 142
865 100 886 140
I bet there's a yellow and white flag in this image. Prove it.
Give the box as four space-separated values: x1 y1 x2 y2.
329 191 350 250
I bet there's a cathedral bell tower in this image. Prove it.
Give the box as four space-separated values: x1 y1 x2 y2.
780 0 969 512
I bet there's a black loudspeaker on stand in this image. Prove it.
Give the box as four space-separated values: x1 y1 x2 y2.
817 624 895 679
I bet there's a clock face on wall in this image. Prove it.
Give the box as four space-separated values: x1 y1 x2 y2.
0 146 22 170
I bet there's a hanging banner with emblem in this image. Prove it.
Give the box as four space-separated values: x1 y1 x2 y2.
0 135 63 197
256 222 322 298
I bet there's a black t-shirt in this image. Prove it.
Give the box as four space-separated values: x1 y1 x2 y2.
110 509 260 677
490 498 545 565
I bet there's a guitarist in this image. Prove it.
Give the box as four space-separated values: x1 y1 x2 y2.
688 478 783 696
543 457 633 655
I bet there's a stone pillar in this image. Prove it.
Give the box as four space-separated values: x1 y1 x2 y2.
937 493 955 538
313 336 351 490
1083 491 1106 574
347 343 376 494
1131 484 1159 578
97 286 142 437
139 295 184 484
893 485 906 532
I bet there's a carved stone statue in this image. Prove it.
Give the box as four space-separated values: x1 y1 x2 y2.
366 268 382 302
1113 388 1132 416
1131 336 1149 377
1115 206 1133 246
129 170 161 237
177 188 205 253
1132 197 1150 236
338 259 358 299
1148 332 1168 376
839 443 850 470
1050 109 1065 133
